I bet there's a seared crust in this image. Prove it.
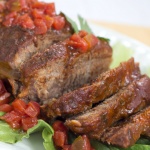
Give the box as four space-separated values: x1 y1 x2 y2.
101 106 150 148
19 40 112 103
42 58 140 118
0 16 73 71
65 75 150 139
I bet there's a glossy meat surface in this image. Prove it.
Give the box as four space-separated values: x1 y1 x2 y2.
42 58 140 118
65 75 150 139
101 106 150 148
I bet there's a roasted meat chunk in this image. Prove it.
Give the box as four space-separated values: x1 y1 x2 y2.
42 58 141 118
65 75 150 139
101 106 150 148
0 16 73 71
18 38 112 104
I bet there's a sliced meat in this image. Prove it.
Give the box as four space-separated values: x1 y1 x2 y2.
42 58 141 118
18 39 112 104
65 75 150 140
0 14 73 71
101 106 150 148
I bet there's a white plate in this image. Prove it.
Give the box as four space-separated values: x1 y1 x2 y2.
1 24 150 150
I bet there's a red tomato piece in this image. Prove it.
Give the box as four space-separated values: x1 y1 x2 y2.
0 92 10 106
52 121 68 133
12 99 27 114
52 16 65 30
82 135 93 150
34 18 47 34
42 15 53 29
3 11 17 27
25 101 40 117
17 14 35 29
32 2 46 10
9 120 21 129
53 131 68 147
45 3 56 16
0 104 13 113
83 34 99 49
32 9 43 19
0 110 21 123
21 117 38 131
78 30 88 38
20 0 29 11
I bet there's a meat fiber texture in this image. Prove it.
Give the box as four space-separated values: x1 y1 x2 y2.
18 39 112 104
65 75 150 140
101 106 150 148
42 58 141 118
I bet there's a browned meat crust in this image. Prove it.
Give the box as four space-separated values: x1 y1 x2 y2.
18 39 112 104
0 15 73 71
101 106 150 148
41 58 140 118
65 75 150 139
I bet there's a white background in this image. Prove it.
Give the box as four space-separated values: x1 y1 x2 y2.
48 0 150 27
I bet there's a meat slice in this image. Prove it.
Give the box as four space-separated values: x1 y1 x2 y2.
42 58 140 118
65 75 150 140
101 106 150 148
0 14 73 71
18 38 112 104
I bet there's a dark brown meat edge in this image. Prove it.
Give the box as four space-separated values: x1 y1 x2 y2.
65 75 150 140
17 36 112 104
101 106 150 148
0 14 73 71
42 58 141 118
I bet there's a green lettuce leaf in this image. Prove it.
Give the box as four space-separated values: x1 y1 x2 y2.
0 119 55 150
110 41 134 69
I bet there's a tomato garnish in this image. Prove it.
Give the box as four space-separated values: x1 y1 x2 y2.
34 18 47 34
12 99 27 114
0 104 13 112
1 0 66 34
67 30 99 53
1 110 21 123
22 117 38 131
25 101 40 117
52 16 65 30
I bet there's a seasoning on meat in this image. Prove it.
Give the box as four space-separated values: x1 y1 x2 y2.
101 106 150 148
65 75 150 140
41 58 140 118
18 36 112 104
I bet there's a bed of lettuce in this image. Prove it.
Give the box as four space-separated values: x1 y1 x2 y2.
0 15 150 150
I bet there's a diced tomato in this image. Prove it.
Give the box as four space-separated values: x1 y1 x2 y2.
32 2 46 10
19 0 29 11
45 3 56 16
0 104 13 113
42 15 53 29
0 110 21 123
25 101 40 117
70 135 94 150
53 131 68 147
82 135 93 150
52 16 65 30
78 30 88 38
12 99 27 114
83 34 99 49
22 117 38 131
9 120 21 129
34 18 47 34
32 9 43 19
0 92 10 105
69 33 89 52
52 120 68 133
17 14 35 29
